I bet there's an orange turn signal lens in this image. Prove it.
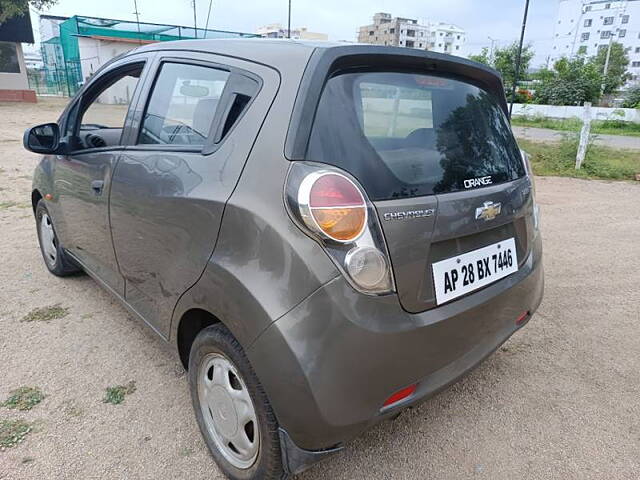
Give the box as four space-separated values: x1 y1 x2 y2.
311 207 366 242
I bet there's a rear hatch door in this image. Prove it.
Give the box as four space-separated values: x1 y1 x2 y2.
306 69 534 313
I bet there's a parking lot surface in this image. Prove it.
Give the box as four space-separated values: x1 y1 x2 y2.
1 99 639 479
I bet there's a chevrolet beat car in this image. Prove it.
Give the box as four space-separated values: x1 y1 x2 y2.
24 39 543 479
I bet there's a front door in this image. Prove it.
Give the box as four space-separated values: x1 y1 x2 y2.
55 58 149 295
109 53 279 338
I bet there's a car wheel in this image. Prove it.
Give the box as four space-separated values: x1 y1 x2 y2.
188 324 285 480
35 200 81 277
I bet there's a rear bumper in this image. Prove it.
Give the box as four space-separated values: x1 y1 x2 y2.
249 234 543 453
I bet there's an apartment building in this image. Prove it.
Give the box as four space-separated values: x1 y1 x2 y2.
551 0 640 81
357 12 466 55
256 23 328 41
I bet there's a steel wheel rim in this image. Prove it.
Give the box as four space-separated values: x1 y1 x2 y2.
40 213 57 267
197 353 260 469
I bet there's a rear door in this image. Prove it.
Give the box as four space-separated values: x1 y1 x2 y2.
306 70 534 313
108 52 279 338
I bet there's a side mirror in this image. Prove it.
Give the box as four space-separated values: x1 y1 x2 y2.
23 123 61 154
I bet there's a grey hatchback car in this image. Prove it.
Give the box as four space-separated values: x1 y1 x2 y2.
24 39 543 479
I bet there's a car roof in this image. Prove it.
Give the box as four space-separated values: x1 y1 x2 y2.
129 39 502 82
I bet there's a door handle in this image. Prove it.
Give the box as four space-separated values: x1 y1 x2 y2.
91 180 104 195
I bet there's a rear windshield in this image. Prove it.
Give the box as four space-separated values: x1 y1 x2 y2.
306 72 525 201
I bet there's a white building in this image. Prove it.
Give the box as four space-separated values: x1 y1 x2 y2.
257 23 328 41
551 0 640 81
357 12 466 55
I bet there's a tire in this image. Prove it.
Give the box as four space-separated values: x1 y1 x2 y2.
35 200 81 277
188 324 285 480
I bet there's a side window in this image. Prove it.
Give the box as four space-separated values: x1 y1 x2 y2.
139 63 230 146
79 64 144 135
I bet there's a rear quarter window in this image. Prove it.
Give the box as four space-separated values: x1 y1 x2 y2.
307 72 525 200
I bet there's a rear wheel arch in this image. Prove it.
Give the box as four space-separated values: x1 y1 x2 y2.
176 308 222 370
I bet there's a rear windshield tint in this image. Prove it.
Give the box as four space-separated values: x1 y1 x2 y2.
307 72 525 201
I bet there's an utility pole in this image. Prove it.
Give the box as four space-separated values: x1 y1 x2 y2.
192 0 198 39
287 0 292 38
133 0 142 44
509 0 530 118
488 36 497 64
601 0 627 95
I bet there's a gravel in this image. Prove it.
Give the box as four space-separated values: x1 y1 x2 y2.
1 99 639 479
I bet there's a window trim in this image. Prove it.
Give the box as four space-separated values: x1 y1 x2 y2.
64 57 149 156
128 57 262 155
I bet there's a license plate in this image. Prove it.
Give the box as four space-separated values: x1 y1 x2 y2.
432 238 518 305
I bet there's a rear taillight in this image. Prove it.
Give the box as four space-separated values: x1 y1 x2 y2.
521 149 540 232
287 163 394 295
308 174 366 242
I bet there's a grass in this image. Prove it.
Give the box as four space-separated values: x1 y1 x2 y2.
512 116 640 137
2 387 45 411
519 135 640 181
103 381 137 405
21 304 69 323
0 419 33 450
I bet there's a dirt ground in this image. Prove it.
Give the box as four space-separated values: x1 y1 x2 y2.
1 98 639 480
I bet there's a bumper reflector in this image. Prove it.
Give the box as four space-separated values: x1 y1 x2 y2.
383 384 417 408
516 311 529 326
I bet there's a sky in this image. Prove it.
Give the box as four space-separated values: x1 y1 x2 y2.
29 0 561 67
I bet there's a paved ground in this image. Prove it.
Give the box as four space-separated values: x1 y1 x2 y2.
1 99 639 479
513 125 640 150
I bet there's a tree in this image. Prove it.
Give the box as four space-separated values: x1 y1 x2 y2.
534 56 603 105
468 43 534 92
468 47 491 67
622 85 640 108
0 0 57 23
493 42 535 92
590 42 631 94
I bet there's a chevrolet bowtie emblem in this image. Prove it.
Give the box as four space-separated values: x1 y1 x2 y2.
475 201 502 221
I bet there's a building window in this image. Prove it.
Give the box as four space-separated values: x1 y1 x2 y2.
622 15 629 24
578 46 587 55
605 3 610 8
0 42 20 73
406 40 414 47
401 30 405 34
599 45 608 52
619 29 626 38
400 41 404 45
420 32 424 36
632 61 640 67
406 29 415 37
603 16 614 25
601 30 611 39
389 28 395 34
584 19 592 27
438 43 442 47
581 32 590 41
636 47 640 53
440 32 443 36
456 45 460 50
585 5 592 11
